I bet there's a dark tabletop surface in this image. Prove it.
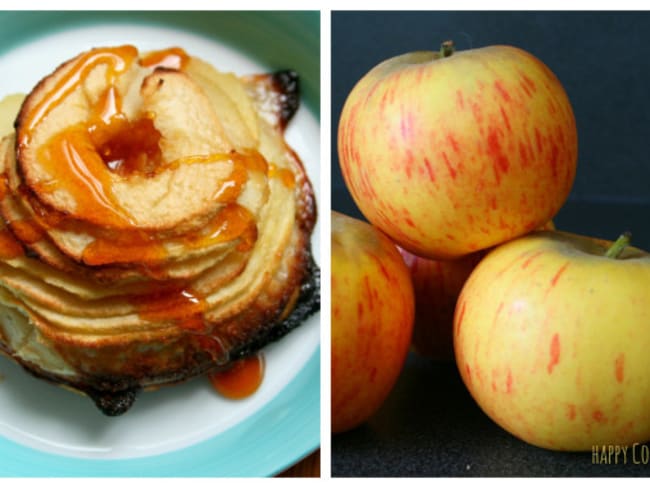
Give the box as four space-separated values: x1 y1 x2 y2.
332 353 650 477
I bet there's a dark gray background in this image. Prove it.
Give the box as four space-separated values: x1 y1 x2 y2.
331 11 650 477
331 10 650 250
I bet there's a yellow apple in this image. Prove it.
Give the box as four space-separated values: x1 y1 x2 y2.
338 42 577 259
331 211 414 433
454 230 650 450
400 221 554 361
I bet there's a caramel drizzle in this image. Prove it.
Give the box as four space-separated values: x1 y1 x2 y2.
177 150 268 203
268 163 296 189
10 150 262 267
133 284 206 331
0 228 24 259
208 352 265 399
80 203 257 266
19 45 138 148
29 46 141 228
8 218 45 245
37 126 136 227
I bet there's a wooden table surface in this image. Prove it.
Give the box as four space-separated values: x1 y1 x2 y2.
278 449 320 477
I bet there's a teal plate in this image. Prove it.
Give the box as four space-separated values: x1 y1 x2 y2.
0 11 320 477
0 349 320 477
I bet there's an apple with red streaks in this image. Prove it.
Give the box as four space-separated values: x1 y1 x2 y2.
331 211 414 433
338 41 577 259
400 220 554 361
454 230 650 450
399 246 484 360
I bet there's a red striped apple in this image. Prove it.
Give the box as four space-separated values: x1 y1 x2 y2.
454 230 650 450
331 211 414 433
338 42 577 259
399 247 484 360
400 220 554 361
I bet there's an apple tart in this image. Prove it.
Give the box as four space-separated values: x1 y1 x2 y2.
0 45 319 415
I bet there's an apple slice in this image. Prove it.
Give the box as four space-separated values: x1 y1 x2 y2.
0 93 25 137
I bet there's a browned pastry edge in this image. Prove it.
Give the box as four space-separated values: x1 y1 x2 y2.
271 70 300 131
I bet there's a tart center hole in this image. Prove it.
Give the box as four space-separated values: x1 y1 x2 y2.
88 86 163 177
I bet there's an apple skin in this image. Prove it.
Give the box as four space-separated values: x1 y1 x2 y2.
454 230 650 451
399 247 484 361
400 220 554 361
331 211 415 434
338 44 577 259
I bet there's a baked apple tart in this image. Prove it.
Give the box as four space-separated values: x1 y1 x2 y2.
0 45 319 415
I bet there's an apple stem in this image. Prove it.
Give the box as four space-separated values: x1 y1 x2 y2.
604 231 632 259
440 40 455 58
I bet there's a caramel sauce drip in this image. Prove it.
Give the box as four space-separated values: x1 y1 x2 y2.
2 181 56 250
37 82 162 227
19 45 138 147
0 229 24 259
81 227 167 266
0 175 7 200
88 86 163 177
237 217 258 253
268 163 295 189
31 47 146 229
33 146 262 265
80 202 256 266
9 188 66 248
133 284 207 332
184 203 258 253
169 150 266 203
37 126 135 228
96 117 163 177
9 219 45 245
214 151 267 203
139 47 190 71
0 181 26 258
208 352 265 399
